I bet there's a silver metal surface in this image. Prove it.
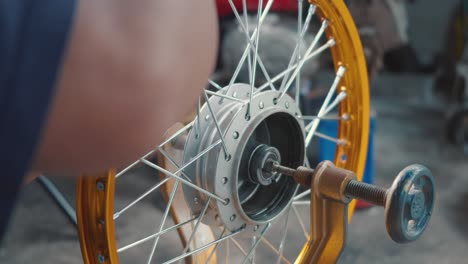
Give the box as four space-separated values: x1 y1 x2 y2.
182 84 305 234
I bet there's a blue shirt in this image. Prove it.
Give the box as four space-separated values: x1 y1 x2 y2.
0 0 75 240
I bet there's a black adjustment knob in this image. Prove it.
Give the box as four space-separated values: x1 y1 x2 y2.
344 164 435 243
384 164 435 243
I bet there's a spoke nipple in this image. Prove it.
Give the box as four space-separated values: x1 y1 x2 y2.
309 4 317 14
337 91 347 100
338 139 349 146
96 181 105 191
337 66 346 77
342 113 350 121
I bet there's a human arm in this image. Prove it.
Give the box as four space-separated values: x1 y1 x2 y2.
32 0 218 175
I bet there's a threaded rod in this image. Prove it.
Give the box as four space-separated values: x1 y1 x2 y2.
345 180 387 206
269 162 296 177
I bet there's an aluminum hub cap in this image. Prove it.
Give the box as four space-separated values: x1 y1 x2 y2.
183 83 305 233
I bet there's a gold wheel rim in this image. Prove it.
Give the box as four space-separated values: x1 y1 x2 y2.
313 0 370 219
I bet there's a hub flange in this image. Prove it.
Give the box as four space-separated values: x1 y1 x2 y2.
182 84 305 233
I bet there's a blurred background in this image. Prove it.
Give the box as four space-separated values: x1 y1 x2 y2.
2 0 468 263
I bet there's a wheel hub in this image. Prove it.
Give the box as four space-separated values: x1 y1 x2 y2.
182 84 305 233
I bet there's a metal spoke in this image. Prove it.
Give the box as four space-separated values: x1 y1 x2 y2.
302 92 348 131
279 5 316 92
147 180 181 264
163 228 243 264
158 147 192 182
205 90 247 104
295 0 304 104
323 91 347 115
117 140 223 215
259 236 291 264
299 115 342 121
115 120 193 178
205 228 226 264
231 238 248 256
292 200 310 206
203 92 230 159
305 66 346 147
292 205 309 240
208 79 223 90
249 236 257 263
114 177 171 219
256 39 335 92
177 198 212 264
246 0 263 119
224 0 274 95
276 203 293 264
140 142 227 205
115 146 158 178
117 216 198 253
278 20 329 101
242 0 253 83
159 121 195 149
241 223 271 264
294 189 310 200
314 132 347 145
116 159 141 178
196 96 201 138
227 0 277 94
